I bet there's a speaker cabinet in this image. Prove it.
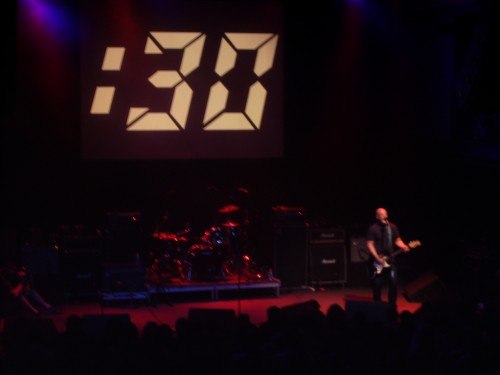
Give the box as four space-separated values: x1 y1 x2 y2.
281 299 321 322
308 244 347 286
3 317 58 343
188 308 236 336
308 227 345 245
104 212 143 263
403 273 447 303
101 263 147 293
345 300 395 323
21 245 60 274
61 248 102 296
273 223 307 288
82 314 131 337
349 236 370 263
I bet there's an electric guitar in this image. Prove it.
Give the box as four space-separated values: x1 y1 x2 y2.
371 240 422 277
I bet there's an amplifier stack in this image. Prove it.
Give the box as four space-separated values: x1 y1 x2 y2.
307 227 347 287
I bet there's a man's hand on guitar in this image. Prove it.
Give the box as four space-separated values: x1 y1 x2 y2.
377 255 391 269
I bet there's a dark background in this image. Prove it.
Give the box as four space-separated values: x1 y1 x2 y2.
2 0 500 290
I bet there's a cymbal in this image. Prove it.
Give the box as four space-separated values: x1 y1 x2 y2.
153 232 177 241
218 204 240 213
221 222 240 227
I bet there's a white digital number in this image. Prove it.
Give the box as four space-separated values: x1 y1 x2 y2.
90 32 278 132
203 33 278 131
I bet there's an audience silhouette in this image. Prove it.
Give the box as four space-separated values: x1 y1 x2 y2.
1 294 499 374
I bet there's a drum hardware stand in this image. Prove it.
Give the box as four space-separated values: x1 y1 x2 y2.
229 225 243 316
146 258 176 307
153 282 174 307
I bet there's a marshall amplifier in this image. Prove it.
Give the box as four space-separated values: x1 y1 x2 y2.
308 227 345 245
308 243 347 286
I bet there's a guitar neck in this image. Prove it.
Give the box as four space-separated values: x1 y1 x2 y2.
389 241 420 258
390 248 404 257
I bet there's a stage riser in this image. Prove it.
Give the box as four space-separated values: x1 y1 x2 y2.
148 279 281 301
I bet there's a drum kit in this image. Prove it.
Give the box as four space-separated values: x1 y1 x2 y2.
146 204 260 284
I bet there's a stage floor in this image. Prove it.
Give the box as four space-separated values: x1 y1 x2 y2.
8 285 423 335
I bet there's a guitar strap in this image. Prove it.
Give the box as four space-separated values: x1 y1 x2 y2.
385 223 393 254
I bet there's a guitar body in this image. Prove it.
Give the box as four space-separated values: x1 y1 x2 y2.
370 240 421 278
372 258 391 276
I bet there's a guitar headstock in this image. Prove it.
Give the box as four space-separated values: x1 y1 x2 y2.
408 240 422 249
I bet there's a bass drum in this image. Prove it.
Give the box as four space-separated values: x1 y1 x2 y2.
184 243 225 282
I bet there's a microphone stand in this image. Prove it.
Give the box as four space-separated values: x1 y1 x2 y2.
229 225 242 317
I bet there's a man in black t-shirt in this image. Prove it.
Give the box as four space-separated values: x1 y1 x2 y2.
366 207 409 304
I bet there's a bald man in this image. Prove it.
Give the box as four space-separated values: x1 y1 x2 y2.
366 207 409 304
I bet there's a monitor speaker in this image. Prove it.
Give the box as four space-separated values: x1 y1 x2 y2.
345 300 395 323
188 308 236 336
82 314 131 337
403 273 447 303
281 299 321 322
2 317 58 341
